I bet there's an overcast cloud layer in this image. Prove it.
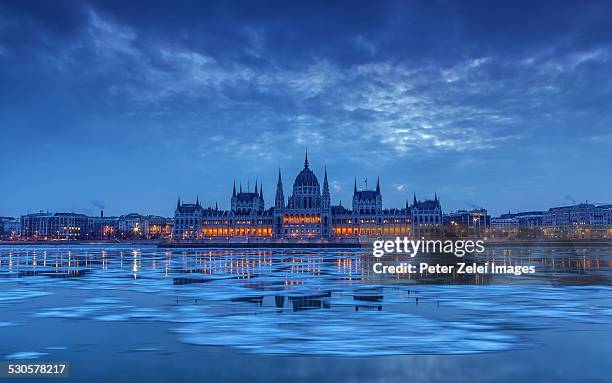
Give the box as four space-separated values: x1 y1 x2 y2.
1 0 611 216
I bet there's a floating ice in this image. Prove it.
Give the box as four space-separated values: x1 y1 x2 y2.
5 352 48 360
1 245 611 358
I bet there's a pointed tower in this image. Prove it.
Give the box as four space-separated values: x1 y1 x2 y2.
304 150 309 168
275 168 284 211
231 181 240 213
374 176 382 213
322 167 331 210
352 177 359 214
254 179 258 196
177 197 181 210
259 183 264 210
273 168 285 238
321 166 332 238
413 192 417 206
321 166 331 210
196 196 200 207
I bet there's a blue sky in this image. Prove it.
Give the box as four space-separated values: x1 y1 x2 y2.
1 0 611 217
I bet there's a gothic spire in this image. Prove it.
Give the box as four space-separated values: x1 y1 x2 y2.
322 166 330 203
232 180 236 197
354 177 357 194
275 167 285 210
255 179 258 196
240 182 242 193
177 197 181 210
196 196 199 206
376 176 380 194
413 192 417 205
260 183 263 201
304 150 309 168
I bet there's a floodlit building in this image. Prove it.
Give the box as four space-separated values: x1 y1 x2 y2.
173 153 442 241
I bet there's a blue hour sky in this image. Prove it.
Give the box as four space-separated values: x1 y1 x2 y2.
1 0 611 217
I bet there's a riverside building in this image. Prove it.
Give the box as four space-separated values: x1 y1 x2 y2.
173 153 442 242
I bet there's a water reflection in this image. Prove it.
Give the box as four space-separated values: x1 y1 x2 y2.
0 245 611 357
1 246 611 286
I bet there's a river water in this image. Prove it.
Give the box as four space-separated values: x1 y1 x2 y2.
1 244 611 382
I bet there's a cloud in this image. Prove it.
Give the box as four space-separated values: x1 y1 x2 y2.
331 180 342 192
9 8 608 166
2 1 612 215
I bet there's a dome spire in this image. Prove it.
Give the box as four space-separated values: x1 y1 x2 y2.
304 150 309 168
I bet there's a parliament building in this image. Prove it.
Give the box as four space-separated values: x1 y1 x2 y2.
173 153 442 241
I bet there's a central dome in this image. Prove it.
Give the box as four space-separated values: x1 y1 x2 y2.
294 167 319 187
293 152 319 187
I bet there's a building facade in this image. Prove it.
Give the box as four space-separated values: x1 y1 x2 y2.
411 194 443 237
443 208 490 237
2 218 21 239
542 203 610 227
14 212 172 241
173 153 442 242
116 213 172 239
499 211 544 227
0 217 13 240
21 212 88 240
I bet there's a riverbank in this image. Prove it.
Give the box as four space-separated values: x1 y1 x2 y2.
1 239 611 249
159 239 612 249
0 239 164 246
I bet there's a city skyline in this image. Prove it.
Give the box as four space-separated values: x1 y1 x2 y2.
1 1 612 217
7 153 609 243
1 150 609 219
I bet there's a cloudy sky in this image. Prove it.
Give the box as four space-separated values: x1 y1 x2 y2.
1 0 611 217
